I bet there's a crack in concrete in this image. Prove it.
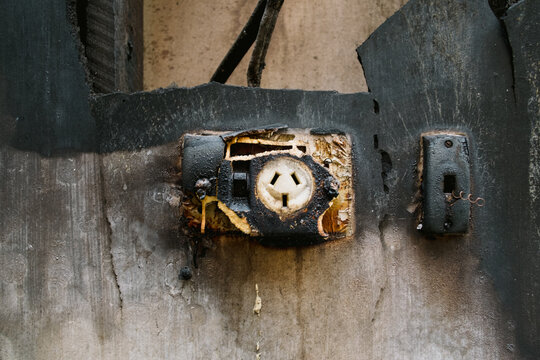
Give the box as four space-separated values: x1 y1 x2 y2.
294 249 306 360
373 214 390 323
500 18 518 104
378 214 390 251
371 285 386 323
98 155 124 311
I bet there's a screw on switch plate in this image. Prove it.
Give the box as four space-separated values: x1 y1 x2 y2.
419 132 471 235
180 125 353 245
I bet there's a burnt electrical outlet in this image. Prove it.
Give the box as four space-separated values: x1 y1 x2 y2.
180 125 353 245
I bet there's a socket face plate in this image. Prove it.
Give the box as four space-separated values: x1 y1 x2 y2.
181 127 354 244
256 156 315 214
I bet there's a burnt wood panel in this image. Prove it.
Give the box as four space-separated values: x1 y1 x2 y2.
0 0 96 155
504 1 540 356
81 0 143 92
357 0 539 356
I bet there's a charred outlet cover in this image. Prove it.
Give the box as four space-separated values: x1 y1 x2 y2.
181 127 354 246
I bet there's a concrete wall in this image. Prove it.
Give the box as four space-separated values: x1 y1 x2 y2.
143 0 407 93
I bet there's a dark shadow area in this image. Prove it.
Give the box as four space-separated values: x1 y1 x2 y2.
488 0 520 18
65 0 143 93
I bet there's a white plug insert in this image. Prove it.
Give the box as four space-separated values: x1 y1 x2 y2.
255 157 315 214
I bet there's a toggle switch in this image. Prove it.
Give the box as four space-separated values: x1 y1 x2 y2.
420 132 471 235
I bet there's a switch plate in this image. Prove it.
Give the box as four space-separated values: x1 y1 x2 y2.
421 132 471 234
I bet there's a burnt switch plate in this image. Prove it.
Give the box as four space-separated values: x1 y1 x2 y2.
420 133 471 234
180 125 354 245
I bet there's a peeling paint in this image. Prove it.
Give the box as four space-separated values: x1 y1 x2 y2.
253 284 262 316
217 201 252 235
